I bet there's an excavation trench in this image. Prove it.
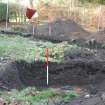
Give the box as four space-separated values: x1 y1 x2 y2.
0 58 105 91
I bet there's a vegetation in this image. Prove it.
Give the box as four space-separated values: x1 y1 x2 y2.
0 87 78 105
0 3 7 21
79 0 105 4
49 42 80 60
0 35 54 62
0 0 105 31
0 35 79 62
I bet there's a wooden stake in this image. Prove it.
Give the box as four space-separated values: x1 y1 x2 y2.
48 16 52 36
49 23 51 36
33 24 35 36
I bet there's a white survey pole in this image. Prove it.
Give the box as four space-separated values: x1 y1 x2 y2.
6 0 9 29
32 12 38 36
47 65 48 85
48 16 52 36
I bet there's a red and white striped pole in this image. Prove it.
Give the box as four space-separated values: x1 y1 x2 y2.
45 48 49 85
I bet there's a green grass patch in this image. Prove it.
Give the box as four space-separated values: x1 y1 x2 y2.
0 35 55 62
0 34 80 62
0 87 78 105
62 91 78 102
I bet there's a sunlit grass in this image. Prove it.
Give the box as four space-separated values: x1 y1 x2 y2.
0 35 55 62
0 34 80 62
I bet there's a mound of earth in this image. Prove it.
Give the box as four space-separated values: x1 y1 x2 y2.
64 48 105 61
37 19 90 42
0 19 89 43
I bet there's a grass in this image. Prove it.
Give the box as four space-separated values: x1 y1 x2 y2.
62 91 78 102
0 87 78 105
0 34 55 62
0 34 80 62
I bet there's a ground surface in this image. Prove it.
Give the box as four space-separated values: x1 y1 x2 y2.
1 19 105 105
0 39 105 105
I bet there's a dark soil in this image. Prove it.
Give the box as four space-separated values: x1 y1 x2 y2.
63 94 105 105
86 31 105 43
0 20 90 43
0 49 105 90
1 20 105 44
1 49 105 105
37 19 90 42
1 20 105 45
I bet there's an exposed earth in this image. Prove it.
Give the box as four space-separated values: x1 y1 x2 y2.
1 19 105 105
1 48 105 105
0 19 95 42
